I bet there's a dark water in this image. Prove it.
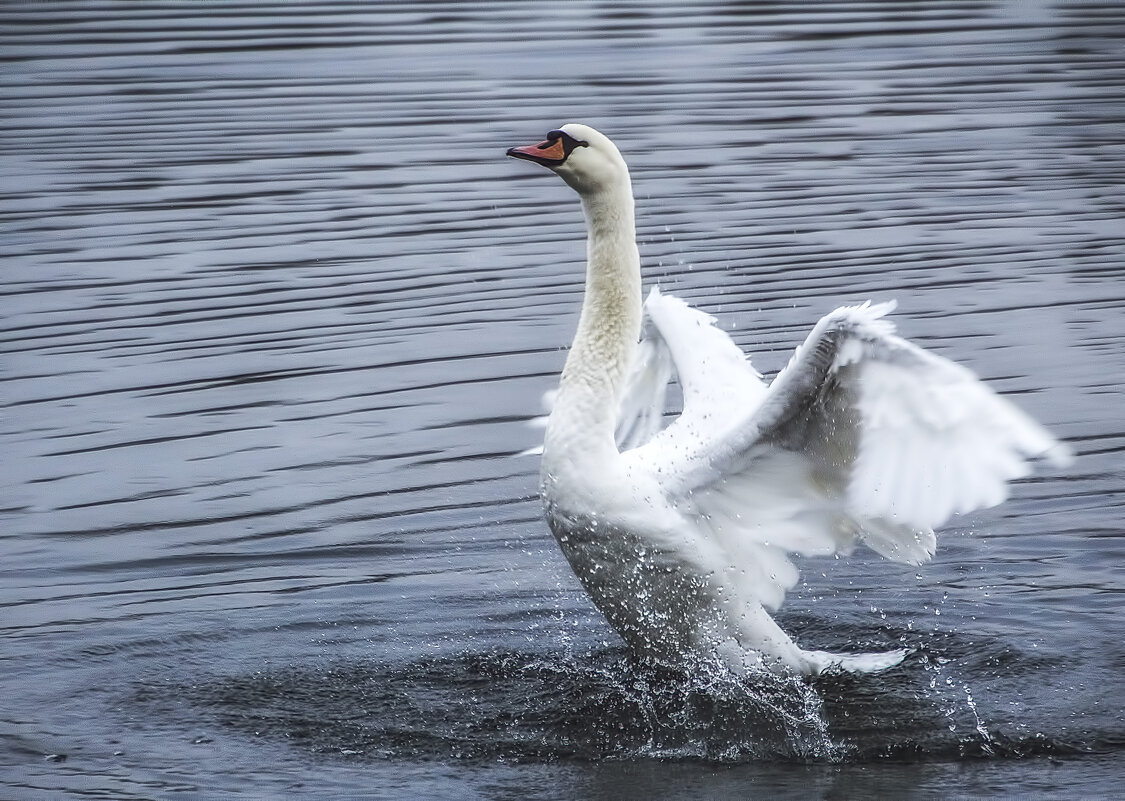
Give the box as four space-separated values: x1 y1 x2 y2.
2 2 1123 798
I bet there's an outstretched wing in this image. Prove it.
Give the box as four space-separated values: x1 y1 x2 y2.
625 298 1070 609
615 287 767 450
719 300 1070 529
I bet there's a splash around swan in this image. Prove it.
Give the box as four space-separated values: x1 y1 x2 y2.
508 123 1071 677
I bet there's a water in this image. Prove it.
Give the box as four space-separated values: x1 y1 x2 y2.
2 1 1122 797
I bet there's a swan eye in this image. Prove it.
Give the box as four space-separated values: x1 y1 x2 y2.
546 130 589 157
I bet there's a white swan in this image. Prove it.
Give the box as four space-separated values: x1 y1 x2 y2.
507 123 1071 677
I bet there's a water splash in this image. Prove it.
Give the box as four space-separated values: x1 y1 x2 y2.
148 632 1109 767
174 647 844 763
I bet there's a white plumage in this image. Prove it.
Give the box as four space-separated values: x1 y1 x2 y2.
508 123 1071 677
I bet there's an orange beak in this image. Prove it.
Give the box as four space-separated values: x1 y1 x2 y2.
507 137 568 167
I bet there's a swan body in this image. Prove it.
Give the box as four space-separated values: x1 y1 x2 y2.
507 124 1071 677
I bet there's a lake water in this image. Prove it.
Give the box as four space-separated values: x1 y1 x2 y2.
2 2 1123 798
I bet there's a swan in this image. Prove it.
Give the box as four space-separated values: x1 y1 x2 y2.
507 123 1071 677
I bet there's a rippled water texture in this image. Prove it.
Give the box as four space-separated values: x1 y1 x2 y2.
2 2 1123 798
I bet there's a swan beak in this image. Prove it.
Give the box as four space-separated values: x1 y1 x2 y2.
507 137 568 167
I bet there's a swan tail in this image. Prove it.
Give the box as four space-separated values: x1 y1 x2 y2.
803 647 909 675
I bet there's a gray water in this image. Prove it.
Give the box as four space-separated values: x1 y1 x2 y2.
2 2 1123 798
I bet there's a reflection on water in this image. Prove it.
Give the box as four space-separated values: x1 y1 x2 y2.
2 2 1123 798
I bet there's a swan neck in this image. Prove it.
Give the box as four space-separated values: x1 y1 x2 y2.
546 181 641 462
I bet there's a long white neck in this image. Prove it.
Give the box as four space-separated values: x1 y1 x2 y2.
544 182 642 469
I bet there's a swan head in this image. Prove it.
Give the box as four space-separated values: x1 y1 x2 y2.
507 123 629 195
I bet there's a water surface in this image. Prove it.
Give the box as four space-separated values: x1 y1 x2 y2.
2 2 1123 798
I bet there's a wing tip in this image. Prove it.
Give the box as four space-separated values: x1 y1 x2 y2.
854 297 898 316
1042 440 1074 469
848 298 898 332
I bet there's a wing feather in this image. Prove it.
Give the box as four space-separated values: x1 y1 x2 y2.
615 334 674 451
614 287 767 452
626 297 1070 612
